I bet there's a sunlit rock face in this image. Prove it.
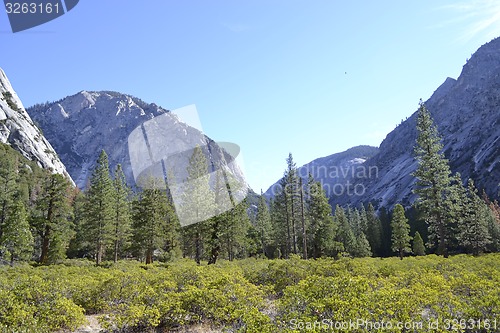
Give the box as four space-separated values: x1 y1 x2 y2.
0 68 73 184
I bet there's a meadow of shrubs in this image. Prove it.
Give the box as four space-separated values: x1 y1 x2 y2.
0 254 499 332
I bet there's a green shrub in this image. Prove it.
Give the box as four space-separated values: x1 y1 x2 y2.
1 254 499 332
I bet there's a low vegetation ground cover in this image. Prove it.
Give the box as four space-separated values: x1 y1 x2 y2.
1 254 499 332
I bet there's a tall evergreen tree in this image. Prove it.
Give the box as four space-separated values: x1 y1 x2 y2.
412 231 426 256
85 150 114 265
180 145 214 264
445 173 469 251
334 205 356 256
256 190 272 257
0 155 18 256
132 180 178 264
207 166 231 265
66 192 90 258
413 101 453 257
269 194 287 258
306 174 338 258
268 153 306 258
299 177 307 259
378 207 392 257
353 232 372 258
485 197 500 252
221 200 250 261
112 164 132 262
390 204 412 260
284 153 301 255
347 207 362 236
32 174 73 264
365 203 382 257
357 205 369 237
456 179 491 255
1 199 33 265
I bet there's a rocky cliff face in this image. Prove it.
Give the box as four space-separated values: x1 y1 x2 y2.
334 37 500 208
27 91 247 198
0 68 73 183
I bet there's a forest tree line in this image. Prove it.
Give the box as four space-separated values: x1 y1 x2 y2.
0 101 499 266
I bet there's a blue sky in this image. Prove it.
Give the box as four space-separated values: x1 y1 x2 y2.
1 0 499 192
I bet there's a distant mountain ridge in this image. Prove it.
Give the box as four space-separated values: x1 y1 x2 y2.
0 68 73 183
27 91 246 193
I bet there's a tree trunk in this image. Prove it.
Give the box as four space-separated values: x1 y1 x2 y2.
291 193 297 254
113 213 119 263
208 221 220 265
40 195 55 264
300 180 307 259
114 239 119 263
195 231 201 265
438 213 448 258
96 243 103 265
285 197 291 258
146 248 153 264
40 224 51 264
208 246 219 265
261 228 266 257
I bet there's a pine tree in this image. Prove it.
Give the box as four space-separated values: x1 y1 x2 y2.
111 164 132 262
486 200 500 252
365 203 382 256
0 155 18 259
412 231 425 256
180 145 214 264
85 150 114 265
390 204 412 260
357 205 369 237
66 192 89 258
1 199 33 265
32 174 73 264
221 200 250 261
269 194 287 258
207 167 230 265
353 232 372 258
268 153 306 258
486 213 500 252
456 179 491 256
299 177 307 259
445 173 468 251
306 174 338 258
379 207 392 257
334 205 356 257
256 191 272 257
482 193 500 252
413 101 453 257
347 207 362 236
284 153 301 255
132 182 178 264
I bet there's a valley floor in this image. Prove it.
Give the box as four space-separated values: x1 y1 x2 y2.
2 254 500 333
